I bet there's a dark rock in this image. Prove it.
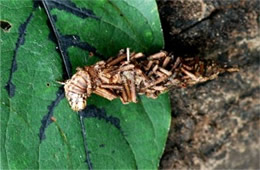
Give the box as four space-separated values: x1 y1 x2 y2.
157 0 260 169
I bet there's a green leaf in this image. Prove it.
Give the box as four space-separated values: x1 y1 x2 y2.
0 0 171 169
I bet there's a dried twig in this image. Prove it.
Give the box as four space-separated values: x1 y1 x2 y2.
63 49 238 111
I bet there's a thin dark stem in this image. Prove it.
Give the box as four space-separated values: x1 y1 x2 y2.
79 112 93 170
41 0 71 78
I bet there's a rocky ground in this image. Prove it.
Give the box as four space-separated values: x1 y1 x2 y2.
157 0 260 169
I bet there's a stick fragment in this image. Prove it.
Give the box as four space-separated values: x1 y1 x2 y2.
62 48 238 111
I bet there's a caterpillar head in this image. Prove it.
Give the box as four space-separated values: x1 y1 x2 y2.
63 69 92 112
64 89 87 111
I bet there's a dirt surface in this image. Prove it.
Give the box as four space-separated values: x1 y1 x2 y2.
157 0 260 169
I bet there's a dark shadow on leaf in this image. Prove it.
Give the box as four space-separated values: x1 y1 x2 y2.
38 87 64 142
46 0 100 20
80 105 122 132
5 13 34 97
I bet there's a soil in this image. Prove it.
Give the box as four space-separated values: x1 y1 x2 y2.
157 0 260 169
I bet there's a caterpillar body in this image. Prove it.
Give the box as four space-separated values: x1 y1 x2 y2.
62 49 237 111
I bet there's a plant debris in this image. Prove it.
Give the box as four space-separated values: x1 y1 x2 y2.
62 48 238 111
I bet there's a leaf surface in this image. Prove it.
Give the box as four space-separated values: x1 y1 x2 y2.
0 0 171 169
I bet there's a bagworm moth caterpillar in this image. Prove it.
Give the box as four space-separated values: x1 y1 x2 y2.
62 48 238 111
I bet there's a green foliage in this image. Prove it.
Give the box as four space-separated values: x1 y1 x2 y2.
0 0 171 169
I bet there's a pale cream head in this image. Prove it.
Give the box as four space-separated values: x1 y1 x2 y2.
63 69 92 112
65 90 87 111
